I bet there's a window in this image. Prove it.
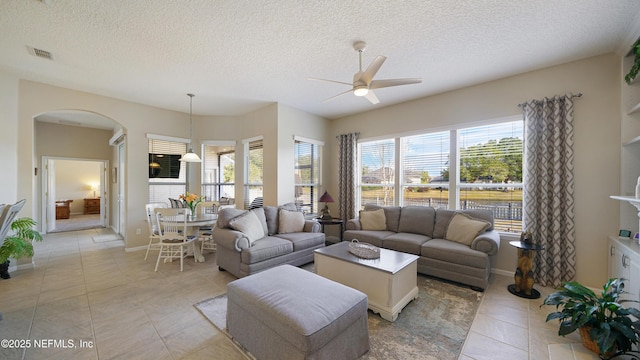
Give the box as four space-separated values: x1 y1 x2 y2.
358 139 395 207
244 137 263 209
201 142 235 202
401 131 449 209
294 137 322 214
148 136 187 204
357 117 524 233
458 121 523 232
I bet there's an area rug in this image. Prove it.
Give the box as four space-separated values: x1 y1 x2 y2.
194 274 483 360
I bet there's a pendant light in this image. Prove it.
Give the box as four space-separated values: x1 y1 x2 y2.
180 93 202 162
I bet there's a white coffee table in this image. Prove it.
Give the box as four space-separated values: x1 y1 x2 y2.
314 242 419 322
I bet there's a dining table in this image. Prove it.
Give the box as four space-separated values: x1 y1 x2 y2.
161 212 218 263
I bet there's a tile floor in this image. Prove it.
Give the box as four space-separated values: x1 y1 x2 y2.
0 228 596 360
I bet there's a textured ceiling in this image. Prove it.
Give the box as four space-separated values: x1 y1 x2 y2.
1 0 640 125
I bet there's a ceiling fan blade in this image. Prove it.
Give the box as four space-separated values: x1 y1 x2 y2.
359 55 386 85
369 78 422 89
308 77 353 86
323 88 354 102
364 90 379 105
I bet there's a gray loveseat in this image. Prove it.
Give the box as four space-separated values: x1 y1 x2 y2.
344 205 500 290
212 203 325 278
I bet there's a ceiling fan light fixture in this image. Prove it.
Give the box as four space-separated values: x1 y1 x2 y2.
353 86 369 97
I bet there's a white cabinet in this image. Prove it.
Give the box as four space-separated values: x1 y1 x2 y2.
608 236 640 310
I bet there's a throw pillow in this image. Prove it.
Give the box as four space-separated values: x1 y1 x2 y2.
445 212 491 246
168 198 184 208
229 211 264 245
359 208 386 231
278 209 305 234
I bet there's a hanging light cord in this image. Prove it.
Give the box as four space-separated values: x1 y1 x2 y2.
188 93 194 151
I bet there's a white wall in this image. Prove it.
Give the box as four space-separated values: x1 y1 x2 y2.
17 80 195 249
0 72 19 204
276 104 330 206
329 53 621 288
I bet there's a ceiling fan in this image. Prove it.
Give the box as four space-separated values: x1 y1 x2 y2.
309 41 422 105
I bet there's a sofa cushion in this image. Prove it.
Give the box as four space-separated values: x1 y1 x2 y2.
383 232 431 255
264 203 298 235
434 209 494 238
364 204 401 232
359 208 386 230
229 211 265 245
274 232 325 252
462 209 494 231
343 230 394 248
397 206 435 236
421 238 488 269
250 207 269 237
241 236 294 264
278 208 305 234
444 213 491 246
218 208 248 228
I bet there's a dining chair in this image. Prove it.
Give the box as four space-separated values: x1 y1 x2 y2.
196 201 219 253
144 203 167 260
154 208 196 271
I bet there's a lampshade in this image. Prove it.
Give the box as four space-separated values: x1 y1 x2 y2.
180 152 201 162
319 191 334 203
179 93 202 163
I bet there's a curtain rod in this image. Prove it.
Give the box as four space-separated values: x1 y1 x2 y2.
336 132 360 138
517 92 582 108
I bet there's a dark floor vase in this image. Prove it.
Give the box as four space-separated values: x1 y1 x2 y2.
0 261 10 279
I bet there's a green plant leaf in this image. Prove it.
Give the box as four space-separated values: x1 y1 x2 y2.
0 216 42 264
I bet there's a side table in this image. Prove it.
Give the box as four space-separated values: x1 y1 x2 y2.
317 219 344 245
507 240 545 299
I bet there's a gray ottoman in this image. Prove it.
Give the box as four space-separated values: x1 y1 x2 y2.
227 264 370 360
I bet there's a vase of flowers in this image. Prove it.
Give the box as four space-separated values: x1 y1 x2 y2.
179 192 203 219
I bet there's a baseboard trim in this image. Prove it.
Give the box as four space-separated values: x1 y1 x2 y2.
491 268 513 277
125 245 146 253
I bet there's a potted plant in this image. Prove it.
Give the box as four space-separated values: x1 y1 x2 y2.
0 217 42 279
625 39 640 84
542 278 640 359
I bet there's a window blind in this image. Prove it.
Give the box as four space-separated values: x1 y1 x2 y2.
148 138 187 204
295 140 321 213
245 139 263 209
359 139 395 207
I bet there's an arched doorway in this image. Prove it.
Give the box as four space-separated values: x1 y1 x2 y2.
34 110 126 236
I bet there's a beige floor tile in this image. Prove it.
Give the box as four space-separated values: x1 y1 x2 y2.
181 336 252 360
462 332 528 360
34 294 90 320
548 343 575 359
476 299 529 328
96 322 170 360
37 283 87 305
4 229 601 360
571 343 600 360
469 313 529 351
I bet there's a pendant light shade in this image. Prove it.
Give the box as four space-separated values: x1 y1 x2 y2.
180 93 202 163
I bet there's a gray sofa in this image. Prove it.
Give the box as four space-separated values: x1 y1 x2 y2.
344 205 500 290
212 203 325 278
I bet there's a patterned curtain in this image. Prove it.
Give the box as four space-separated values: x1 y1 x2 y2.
338 133 359 220
521 94 579 287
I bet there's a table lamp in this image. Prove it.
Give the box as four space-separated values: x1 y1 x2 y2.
90 184 98 198
318 191 335 220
